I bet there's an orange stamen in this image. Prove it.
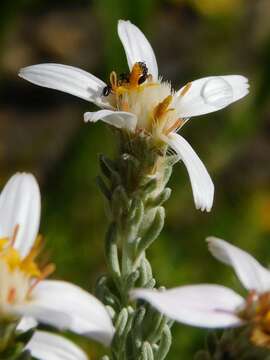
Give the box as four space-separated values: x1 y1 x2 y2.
164 118 184 136
10 224 19 247
153 95 173 121
22 235 43 265
179 82 192 97
7 287 16 304
129 63 144 87
27 263 55 296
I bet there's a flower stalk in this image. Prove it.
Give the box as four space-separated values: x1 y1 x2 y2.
0 320 34 359
96 130 174 359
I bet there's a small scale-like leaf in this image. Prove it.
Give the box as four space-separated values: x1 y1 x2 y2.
137 207 165 255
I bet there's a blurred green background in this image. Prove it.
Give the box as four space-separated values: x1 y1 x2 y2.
1 0 270 358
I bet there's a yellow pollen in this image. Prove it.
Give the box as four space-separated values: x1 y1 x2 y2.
109 63 149 98
241 291 270 348
251 327 270 348
1 248 21 271
0 238 8 250
179 82 192 97
0 230 52 278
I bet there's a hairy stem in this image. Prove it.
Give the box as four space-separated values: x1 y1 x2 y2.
96 131 174 359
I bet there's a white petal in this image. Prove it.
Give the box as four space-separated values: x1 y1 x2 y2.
166 133 214 212
19 63 113 109
131 285 244 328
174 75 249 118
25 331 88 360
15 280 115 346
207 237 270 293
84 109 137 131
0 173 41 258
118 20 158 80
17 317 37 332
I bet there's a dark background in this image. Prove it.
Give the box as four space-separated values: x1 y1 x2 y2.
1 0 270 358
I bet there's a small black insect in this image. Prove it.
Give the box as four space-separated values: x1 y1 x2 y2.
137 62 148 85
119 72 130 83
102 85 112 96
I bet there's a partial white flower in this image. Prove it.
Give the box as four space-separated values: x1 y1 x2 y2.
16 280 114 346
0 172 41 258
174 76 249 118
19 63 112 109
117 19 158 80
84 109 137 131
166 133 214 212
0 173 114 346
17 316 37 331
17 317 89 359
132 237 270 347
207 237 270 293
19 20 249 212
25 331 88 360
131 285 243 328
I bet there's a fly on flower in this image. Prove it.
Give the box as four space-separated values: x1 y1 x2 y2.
0 173 115 346
18 20 249 212
131 237 270 349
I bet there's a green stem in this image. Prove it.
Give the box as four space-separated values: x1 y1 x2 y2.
0 319 35 359
96 132 174 359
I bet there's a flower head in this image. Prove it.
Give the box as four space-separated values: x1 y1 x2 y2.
0 173 115 346
19 20 249 212
0 173 49 315
131 237 270 348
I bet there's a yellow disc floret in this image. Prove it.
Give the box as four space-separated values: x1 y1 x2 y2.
0 224 55 311
240 291 270 348
0 235 42 278
103 62 187 145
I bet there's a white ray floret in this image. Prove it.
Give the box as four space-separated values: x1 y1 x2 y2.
166 133 214 212
19 63 112 109
131 285 243 328
174 75 249 118
207 237 270 293
17 318 89 360
19 20 250 212
25 331 89 360
117 19 158 81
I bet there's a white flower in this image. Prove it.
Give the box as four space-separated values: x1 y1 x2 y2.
18 20 249 212
131 237 270 347
0 173 114 346
18 318 89 360
25 331 89 360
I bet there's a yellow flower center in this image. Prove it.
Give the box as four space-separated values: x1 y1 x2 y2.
104 62 185 140
0 225 55 309
239 291 270 348
0 225 42 277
